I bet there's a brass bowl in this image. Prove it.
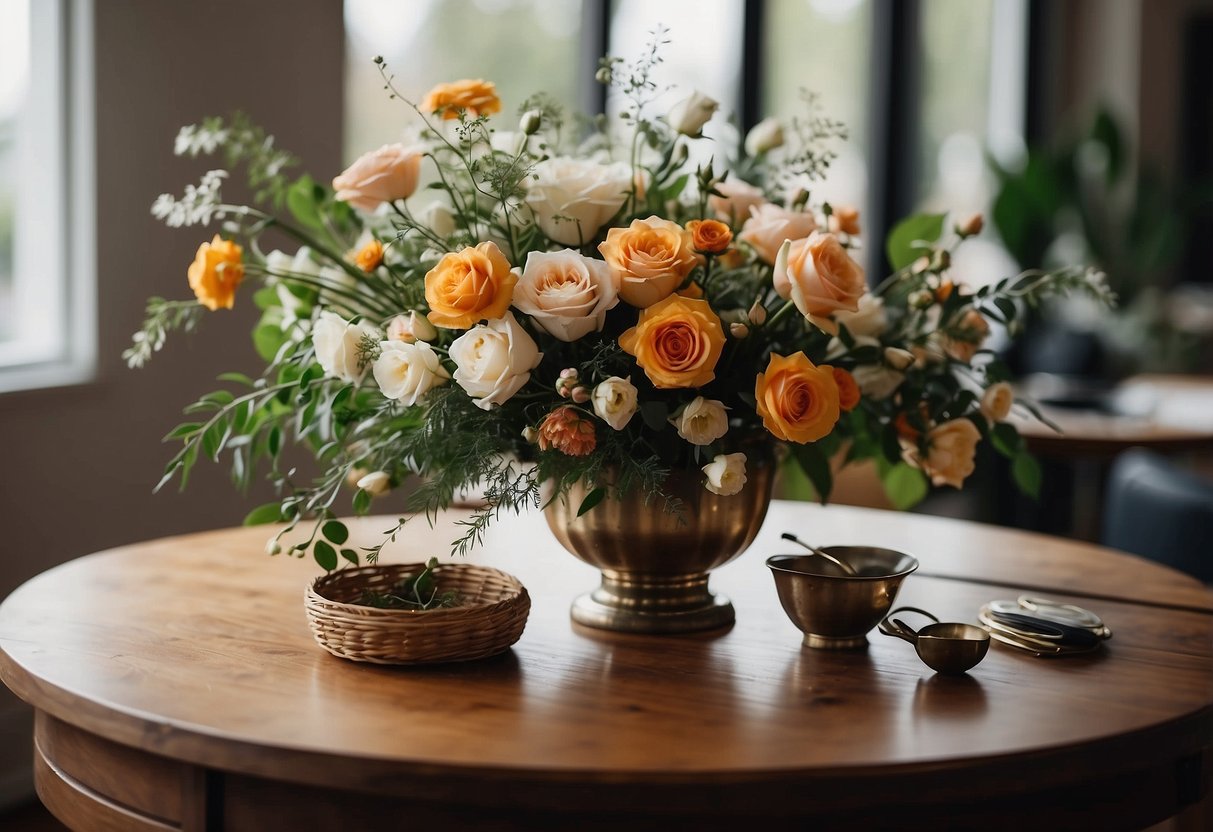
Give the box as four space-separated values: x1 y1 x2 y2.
766 547 920 650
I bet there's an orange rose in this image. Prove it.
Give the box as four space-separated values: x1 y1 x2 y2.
353 239 384 272
421 79 501 119
619 294 725 389
943 308 990 363
828 205 861 236
424 242 517 329
832 367 860 412
676 281 705 299
599 216 701 308
187 234 244 311
754 352 840 443
686 219 732 254
537 406 597 457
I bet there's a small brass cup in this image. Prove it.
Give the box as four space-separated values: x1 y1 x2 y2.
879 606 990 675
766 547 919 650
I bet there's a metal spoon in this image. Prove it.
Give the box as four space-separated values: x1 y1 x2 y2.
779 532 859 576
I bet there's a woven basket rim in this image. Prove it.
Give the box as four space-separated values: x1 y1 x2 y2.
306 562 525 619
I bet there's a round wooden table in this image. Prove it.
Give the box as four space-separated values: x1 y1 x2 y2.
1 503 1211 831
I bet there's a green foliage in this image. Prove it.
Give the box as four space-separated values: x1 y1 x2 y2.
885 213 946 271
881 462 929 510
357 558 459 610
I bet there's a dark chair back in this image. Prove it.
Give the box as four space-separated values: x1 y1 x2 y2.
1102 449 1213 583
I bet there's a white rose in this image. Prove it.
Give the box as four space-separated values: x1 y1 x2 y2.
387 310 438 344
883 347 916 371
312 311 380 383
980 381 1014 423
702 452 747 496
421 201 457 238
833 294 888 339
525 157 632 245
372 340 450 406
668 91 719 137
511 250 620 341
670 397 730 445
745 117 785 155
591 376 639 430
356 471 391 496
852 364 904 400
265 249 294 274
709 178 768 224
738 203 817 264
449 312 542 410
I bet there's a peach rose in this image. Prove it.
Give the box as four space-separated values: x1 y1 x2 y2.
774 231 866 332
832 367 860 412
332 144 423 213
686 219 733 254
599 216 700 308
754 352 841 444
538 406 597 457
353 239 384 272
424 241 517 329
739 203 817 264
980 381 1014 423
943 308 991 363
511 249 619 342
188 235 244 311
913 419 982 488
619 294 725 389
828 205 861 236
421 79 501 119
709 178 767 224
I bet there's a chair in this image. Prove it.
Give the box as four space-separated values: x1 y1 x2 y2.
1102 448 1213 583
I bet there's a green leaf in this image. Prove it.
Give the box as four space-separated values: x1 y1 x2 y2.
1012 451 1042 499
990 422 1023 458
202 420 225 461
881 463 929 510
253 322 287 362
322 520 349 545
577 486 606 517
162 422 202 441
353 489 372 516
340 548 359 566
286 174 324 230
201 390 235 406
791 443 833 504
313 540 338 571
885 213 946 271
217 372 255 387
243 502 283 526
267 426 282 456
639 401 669 431
993 297 1017 322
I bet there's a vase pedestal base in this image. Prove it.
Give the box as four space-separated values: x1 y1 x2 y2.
570 571 734 634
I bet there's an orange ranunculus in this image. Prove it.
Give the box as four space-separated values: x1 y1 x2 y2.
754 352 840 443
424 241 516 329
686 219 733 254
354 239 384 272
421 79 501 119
537 406 596 457
831 367 860 412
187 234 244 311
619 294 725 389
599 216 701 308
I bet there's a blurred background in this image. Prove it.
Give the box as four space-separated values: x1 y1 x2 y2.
0 0 1211 813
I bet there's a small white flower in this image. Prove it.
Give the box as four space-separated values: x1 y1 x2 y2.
372 340 449 406
668 91 719 137
356 471 392 496
387 311 438 344
591 376 639 430
745 117 785 156
702 453 747 496
883 347 916 371
671 397 729 446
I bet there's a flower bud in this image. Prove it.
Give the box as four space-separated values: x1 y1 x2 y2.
730 322 750 339
931 249 951 272
356 471 392 496
522 426 539 444
884 347 916 371
744 117 785 156
747 299 768 326
520 109 542 136
571 386 591 404
595 66 612 84
957 213 984 238
388 310 438 343
909 289 935 309
266 538 282 556
667 91 719 137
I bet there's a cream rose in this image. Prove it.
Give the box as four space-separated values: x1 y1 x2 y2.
449 312 542 410
511 250 619 341
981 381 1014 423
709 178 768 224
387 310 438 344
852 363 904 400
525 157 632 245
355 471 391 496
774 232 867 333
670 397 729 446
883 347 916 371
745 117 785 156
312 311 380 383
332 143 423 213
917 419 982 488
702 453 747 496
668 91 719 137
372 340 449 406
591 376 639 430
738 203 817 264
833 294 888 339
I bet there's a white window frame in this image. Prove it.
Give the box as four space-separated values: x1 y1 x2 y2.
0 0 95 392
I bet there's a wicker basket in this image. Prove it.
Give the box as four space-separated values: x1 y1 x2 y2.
305 563 530 665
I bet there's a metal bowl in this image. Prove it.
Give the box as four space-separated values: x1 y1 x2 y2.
766 547 920 650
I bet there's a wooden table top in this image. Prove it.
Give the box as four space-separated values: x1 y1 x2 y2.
1016 374 1213 457
1 502 1211 824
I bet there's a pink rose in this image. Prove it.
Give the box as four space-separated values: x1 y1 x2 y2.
738 203 817 264
333 144 423 213
774 232 866 331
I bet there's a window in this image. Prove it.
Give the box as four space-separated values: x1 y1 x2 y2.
0 0 94 392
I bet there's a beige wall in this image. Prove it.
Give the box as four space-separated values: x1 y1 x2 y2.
0 0 343 805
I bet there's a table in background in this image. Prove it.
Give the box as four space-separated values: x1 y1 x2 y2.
1 504 1211 831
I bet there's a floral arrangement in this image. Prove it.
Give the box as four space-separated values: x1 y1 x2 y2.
128 36 1110 570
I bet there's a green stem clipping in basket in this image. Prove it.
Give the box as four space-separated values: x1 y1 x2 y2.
358 558 461 610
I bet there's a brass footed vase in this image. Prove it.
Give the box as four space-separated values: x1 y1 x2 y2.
543 451 776 634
